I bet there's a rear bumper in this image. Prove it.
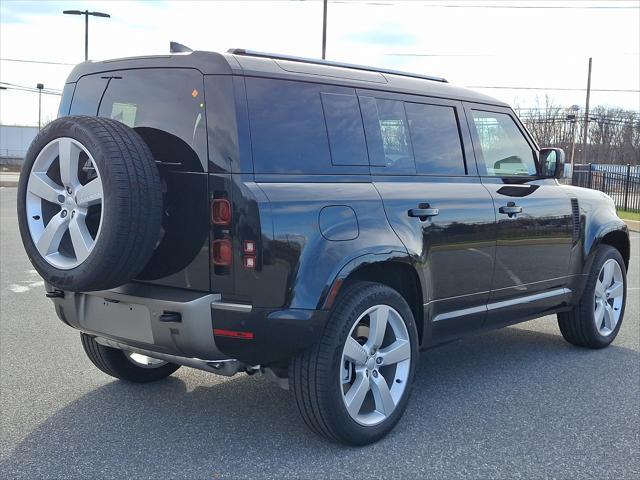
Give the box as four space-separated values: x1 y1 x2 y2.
47 282 328 366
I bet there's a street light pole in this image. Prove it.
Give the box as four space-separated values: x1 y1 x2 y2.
36 83 44 130
85 12 89 61
63 10 111 61
322 0 328 59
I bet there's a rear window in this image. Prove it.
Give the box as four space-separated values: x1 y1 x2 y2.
360 96 415 174
320 93 368 166
245 78 369 174
405 103 466 175
71 69 207 172
68 75 107 116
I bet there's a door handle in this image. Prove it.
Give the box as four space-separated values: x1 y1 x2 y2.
499 202 523 217
408 203 439 220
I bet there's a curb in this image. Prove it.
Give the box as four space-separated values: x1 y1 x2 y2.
624 219 640 232
0 173 20 188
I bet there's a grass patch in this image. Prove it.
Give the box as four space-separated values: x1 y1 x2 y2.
617 209 640 221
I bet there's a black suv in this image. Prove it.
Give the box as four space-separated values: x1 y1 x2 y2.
17 49 630 445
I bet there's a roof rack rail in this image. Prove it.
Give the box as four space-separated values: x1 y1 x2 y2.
227 48 448 83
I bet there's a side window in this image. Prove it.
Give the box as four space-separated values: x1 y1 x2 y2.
360 96 415 173
405 103 466 175
320 93 368 166
246 78 330 174
97 69 207 172
471 110 536 176
246 78 369 174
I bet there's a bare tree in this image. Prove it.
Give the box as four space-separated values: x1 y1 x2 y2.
516 98 639 165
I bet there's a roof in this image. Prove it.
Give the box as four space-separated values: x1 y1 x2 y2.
65 49 508 107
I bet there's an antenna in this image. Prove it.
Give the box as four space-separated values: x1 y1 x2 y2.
170 42 193 54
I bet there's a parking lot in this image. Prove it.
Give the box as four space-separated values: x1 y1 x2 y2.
0 185 638 479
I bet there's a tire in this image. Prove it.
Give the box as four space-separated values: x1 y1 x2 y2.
558 245 627 348
289 281 419 445
17 116 163 292
80 333 180 382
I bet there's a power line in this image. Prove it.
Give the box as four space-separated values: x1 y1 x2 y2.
468 85 640 93
0 82 62 93
0 58 75 66
385 52 639 57
332 1 640 8
0 84 62 96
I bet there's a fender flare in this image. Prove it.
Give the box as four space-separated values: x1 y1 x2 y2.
584 214 629 272
316 249 424 310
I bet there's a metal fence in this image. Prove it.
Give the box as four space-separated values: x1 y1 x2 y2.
572 164 640 213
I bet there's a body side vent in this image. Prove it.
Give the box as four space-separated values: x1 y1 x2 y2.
571 198 581 243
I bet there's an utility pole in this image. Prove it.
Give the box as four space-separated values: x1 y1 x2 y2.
568 104 580 165
36 83 44 130
63 10 111 61
581 57 592 163
322 0 328 59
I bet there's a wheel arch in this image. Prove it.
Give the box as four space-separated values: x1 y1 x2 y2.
321 253 425 345
586 223 630 271
600 229 630 270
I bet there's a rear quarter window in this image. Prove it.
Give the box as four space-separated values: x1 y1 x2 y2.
245 78 369 175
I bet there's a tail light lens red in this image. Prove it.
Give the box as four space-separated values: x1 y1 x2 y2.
243 240 256 254
211 199 231 225
212 239 233 266
243 255 256 269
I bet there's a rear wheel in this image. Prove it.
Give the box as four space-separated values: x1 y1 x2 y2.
289 281 419 445
558 245 627 348
80 333 180 382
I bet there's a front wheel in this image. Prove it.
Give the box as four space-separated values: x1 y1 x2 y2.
558 245 627 348
289 281 419 445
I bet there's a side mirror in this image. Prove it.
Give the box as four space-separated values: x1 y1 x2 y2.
539 148 566 179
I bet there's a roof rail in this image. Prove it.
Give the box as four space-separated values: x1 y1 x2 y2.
227 48 448 83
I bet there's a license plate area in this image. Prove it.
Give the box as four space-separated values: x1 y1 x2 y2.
80 296 154 343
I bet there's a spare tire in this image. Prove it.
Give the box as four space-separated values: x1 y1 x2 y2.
17 116 163 292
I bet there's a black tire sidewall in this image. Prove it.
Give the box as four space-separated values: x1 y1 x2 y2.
17 116 161 291
322 283 419 445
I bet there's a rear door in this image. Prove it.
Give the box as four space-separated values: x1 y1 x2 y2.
69 68 211 291
360 91 497 342
464 104 573 324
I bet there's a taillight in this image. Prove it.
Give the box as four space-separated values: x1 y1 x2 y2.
243 255 256 269
211 199 231 225
243 240 256 254
212 239 233 266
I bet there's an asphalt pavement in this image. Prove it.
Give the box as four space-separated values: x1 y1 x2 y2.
1 185 638 479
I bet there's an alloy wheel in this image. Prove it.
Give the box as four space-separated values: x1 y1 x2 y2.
25 137 104 270
340 304 412 426
594 258 624 336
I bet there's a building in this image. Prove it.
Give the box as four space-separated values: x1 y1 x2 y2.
0 125 38 165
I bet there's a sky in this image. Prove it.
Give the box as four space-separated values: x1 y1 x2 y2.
0 0 639 126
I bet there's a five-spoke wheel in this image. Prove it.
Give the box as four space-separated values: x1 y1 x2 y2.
558 245 627 348
341 305 411 426
593 258 624 336
26 137 104 269
290 281 418 445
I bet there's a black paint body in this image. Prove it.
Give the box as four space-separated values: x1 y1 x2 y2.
54 51 630 365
